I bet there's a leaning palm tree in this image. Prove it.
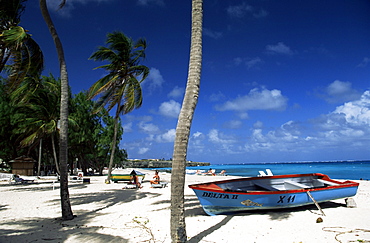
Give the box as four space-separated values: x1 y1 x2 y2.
88 31 149 183
39 0 74 220
170 0 203 242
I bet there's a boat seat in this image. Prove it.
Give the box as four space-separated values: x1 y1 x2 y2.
254 181 280 191
284 181 310 189
316 179 338 186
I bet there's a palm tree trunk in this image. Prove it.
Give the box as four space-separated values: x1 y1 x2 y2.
170 0 203 242
51 134 60 174
106 108 120 183
37 139 42 176
39 0 74 220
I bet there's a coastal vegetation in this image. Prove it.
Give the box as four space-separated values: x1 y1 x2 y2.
1 0 149 221
0 1 141 177
2 0 200 240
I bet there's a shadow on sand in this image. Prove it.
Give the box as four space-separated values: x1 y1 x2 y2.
186 194 346 242
0 184 163 243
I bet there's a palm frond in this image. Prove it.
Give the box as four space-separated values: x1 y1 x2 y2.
89 31 148 117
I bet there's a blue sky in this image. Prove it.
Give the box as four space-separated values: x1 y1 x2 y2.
21 0 370 163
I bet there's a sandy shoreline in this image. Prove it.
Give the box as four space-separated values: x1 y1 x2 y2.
0 169 369 243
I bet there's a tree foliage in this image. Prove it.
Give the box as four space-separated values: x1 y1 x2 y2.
69 92 125 175
88 31 149 182
0 0 44 92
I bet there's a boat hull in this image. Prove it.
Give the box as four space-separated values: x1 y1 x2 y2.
189 173 359 216
111 174 145 182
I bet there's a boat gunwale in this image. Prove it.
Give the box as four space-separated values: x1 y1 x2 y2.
188 173 359 195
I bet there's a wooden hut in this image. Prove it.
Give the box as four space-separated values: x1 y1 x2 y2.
9 156 36 176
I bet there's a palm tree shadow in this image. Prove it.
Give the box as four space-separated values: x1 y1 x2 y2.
185 194 206 217
0 217 129 243
2 182 87 192
187 216 233 243
0 188 162 242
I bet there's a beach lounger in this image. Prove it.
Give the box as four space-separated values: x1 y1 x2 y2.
123 184 138 189
9 175 34 184
151 182 168 188
258 169 274 177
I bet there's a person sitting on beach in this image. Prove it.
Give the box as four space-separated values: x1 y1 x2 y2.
219 170 226 176
204 169 215 176
150 170 160 185
13 174 24 182
130 174 143 189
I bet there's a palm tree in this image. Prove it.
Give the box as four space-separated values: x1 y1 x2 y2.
39 0 74 220
13 75 68 175
0 0 44 91
88 31 149 183
170 0 203 242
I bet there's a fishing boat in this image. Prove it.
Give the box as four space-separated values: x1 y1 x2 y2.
111 169 145 182
189 173 359 216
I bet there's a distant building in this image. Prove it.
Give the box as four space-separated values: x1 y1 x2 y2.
9 156 36 176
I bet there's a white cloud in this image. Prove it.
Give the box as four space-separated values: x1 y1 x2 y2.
246 57 263 69
203 28 223 39
191 90 370 159
324 80 361 103
253 9 268 18
227 3 267 19
265 42 294 55
138 122 160 134
238 112 249 119
208 129 235 144
227 2 253 18
122 122 133 132
333 91 370 125
224 120 242 129
312 98 370 148
216 87 288 112
209 91 225 102
189 131 206 154
144 68 164 93
233 57 243 66
232 57 262 69
327 80 352 96
192 131 203 139
138 147 149 154
245 91 370 153
159 100 181 118
168 86 184 99
253 121 263 129
155 129 176 143
206 129 242 155
357 57 370 68
137 0 164 6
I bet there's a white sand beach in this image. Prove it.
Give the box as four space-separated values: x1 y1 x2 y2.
0 169 369 243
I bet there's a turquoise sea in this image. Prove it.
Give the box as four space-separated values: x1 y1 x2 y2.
156 161 370 180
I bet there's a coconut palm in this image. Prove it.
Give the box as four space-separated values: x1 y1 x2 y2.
0 0 44 91
14 75 62 175
170 0 203 242
88 31 149 183
39 0 74 220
